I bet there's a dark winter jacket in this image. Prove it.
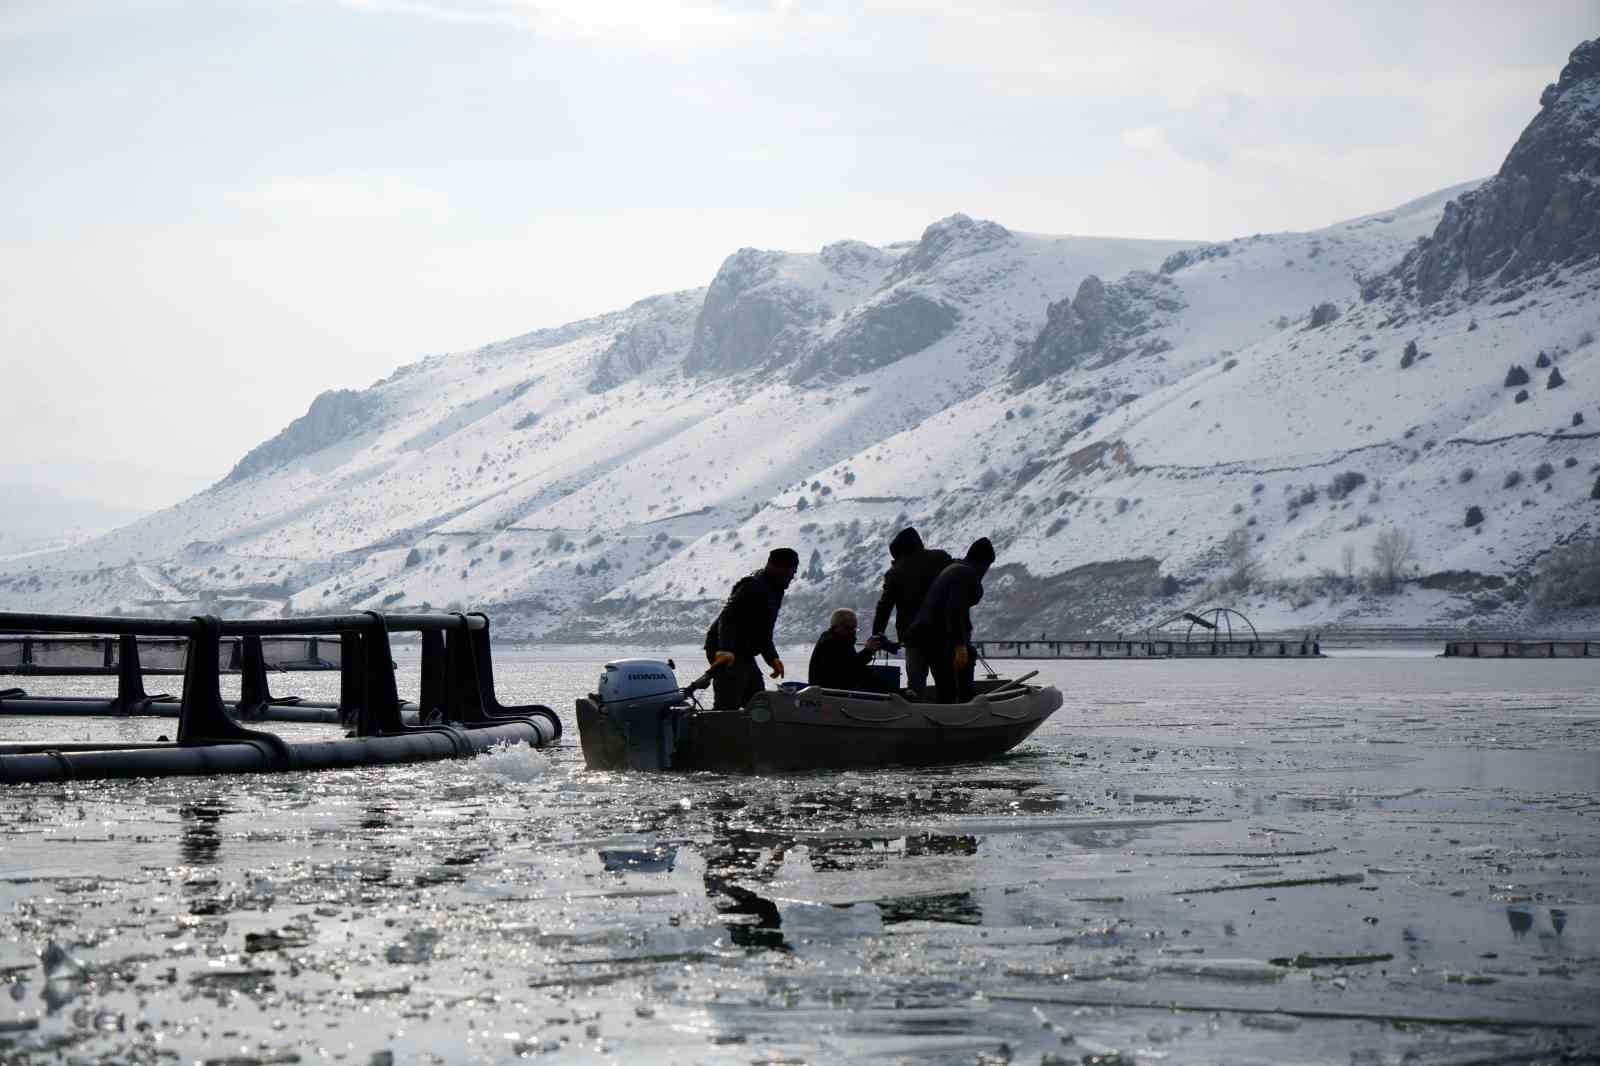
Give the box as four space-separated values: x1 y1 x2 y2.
704 570 784 661
807 629 883 691
907 560 985 647
871 528 953 642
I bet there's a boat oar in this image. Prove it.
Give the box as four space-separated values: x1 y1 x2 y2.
986 670 1039 698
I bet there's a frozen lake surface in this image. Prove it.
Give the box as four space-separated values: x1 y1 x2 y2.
2 647 1598 1064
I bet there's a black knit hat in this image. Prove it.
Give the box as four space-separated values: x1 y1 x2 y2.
768 547 800 569
965 537 995 566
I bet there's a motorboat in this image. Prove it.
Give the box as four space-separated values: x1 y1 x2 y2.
576 658 1062 773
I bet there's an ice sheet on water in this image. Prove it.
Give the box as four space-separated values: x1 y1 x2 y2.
2 655 1597 1064
1155 957 1289 982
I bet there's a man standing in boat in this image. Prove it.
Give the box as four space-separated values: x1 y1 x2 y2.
869 527 952 696
704 547 799 710
907 537 995 704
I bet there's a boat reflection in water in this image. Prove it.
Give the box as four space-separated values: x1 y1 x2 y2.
596 826 988 952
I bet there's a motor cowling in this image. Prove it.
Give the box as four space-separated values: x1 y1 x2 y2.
596 659 685 770
597 659 681 710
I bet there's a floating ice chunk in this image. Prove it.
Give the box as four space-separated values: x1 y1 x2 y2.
1156 957 1286 982
777 900 883 940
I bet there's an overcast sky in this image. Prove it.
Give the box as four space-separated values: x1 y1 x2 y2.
1 1 1593 513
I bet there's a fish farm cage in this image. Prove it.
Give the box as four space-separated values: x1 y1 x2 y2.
0 610 560 783
1 630 347 723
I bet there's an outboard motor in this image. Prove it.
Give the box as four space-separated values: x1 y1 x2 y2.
595 658 686 770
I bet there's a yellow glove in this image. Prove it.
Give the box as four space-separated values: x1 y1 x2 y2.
953 646 970 671
712 651 736 670
768 658 785 680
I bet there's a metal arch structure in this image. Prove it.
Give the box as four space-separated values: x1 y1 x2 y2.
1149 607 1260 645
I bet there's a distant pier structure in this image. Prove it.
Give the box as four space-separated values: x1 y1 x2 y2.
973 605 1600 660
975 636 1320 660
977 608 1322 660
1442 639 1596 658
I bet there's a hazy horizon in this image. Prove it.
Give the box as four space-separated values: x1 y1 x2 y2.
2 1 1594 516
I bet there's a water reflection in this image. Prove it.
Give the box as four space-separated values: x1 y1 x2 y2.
702 827 788 951
177 799 230 865
1506 905 1569 939
877 890 981 926
39 942 89 1014
358 805 397 832
599 844 677 873
693 823 987 951
907 832 979 857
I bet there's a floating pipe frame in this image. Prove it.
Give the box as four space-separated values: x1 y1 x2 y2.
0 610 560 783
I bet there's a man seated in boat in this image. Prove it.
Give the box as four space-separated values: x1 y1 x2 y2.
906 537 994 704
703 547 799 710
806 608 891 692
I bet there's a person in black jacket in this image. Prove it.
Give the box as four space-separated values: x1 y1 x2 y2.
808 609 888 691
869 527 952 695
907 537 995 704
703 547 799 709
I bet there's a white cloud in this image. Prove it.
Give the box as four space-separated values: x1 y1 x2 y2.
330 0 818 48
1120 126 1167 153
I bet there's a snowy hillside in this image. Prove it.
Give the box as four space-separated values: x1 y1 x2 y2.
3 39 1597 638
0 485 147 561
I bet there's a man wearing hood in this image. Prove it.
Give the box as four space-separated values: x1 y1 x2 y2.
870 527 953 695
907 537 995 704
704 547 799 710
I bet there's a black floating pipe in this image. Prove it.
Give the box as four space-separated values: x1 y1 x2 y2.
418 628 448 724
358 611 410 737
338 628 366 730
0 610 485 639
176 616 291 766
468 612 561 739
446 613 489 724
0 720 547 783
0 694 341 723
237 635 271 720
213 613 487 636
112 634 152 713
0 612 198 637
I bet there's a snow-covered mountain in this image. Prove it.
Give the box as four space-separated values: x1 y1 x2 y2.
4 39 1598 637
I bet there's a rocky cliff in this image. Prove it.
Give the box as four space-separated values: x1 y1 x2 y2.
1010 272 1186 388
221 388 385 485
1381 38 1600 306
